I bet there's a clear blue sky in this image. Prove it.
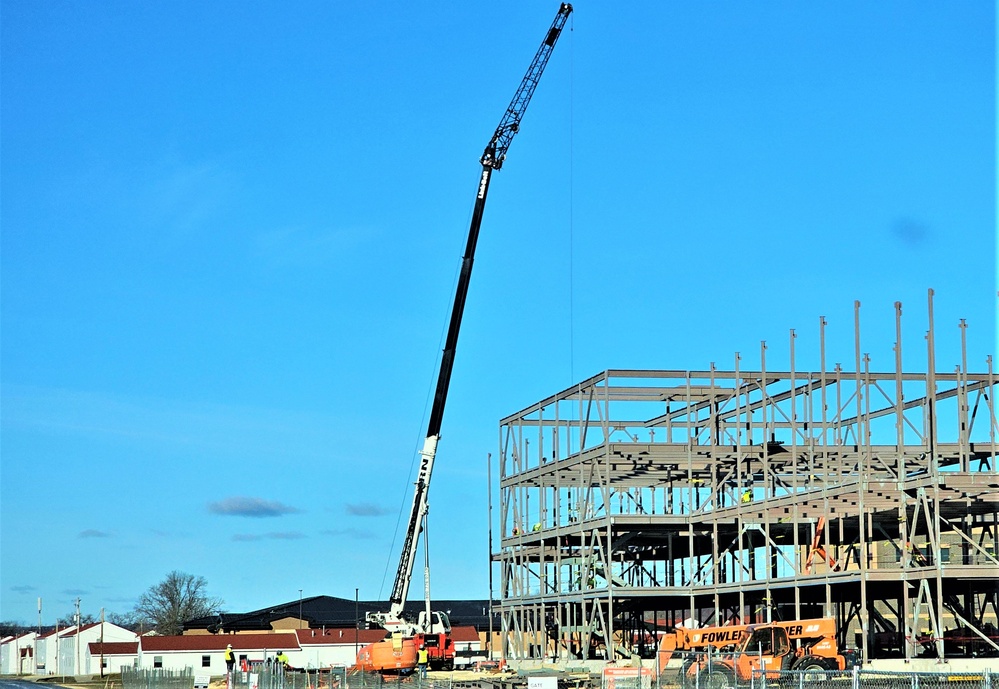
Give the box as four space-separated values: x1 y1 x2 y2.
1 2 995 626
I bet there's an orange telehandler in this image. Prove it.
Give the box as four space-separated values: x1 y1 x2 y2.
659 618 848 688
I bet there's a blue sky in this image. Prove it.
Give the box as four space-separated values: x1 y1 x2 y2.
1 2 995 625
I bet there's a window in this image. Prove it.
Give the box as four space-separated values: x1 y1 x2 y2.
745 629 773 654
153 656 163 669
202 655 211 668
773 628 790 657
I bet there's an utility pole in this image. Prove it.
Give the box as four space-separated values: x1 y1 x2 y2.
354 588 359 666
487 452 494 659
100 608 105 678
74 598 81 678
298 590 304 630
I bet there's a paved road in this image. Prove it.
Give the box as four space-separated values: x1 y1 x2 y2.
1 682 69 689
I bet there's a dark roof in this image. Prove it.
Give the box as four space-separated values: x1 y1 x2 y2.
185 596 498 633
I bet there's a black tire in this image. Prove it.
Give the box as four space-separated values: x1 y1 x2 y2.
793 656 836 681
677 659 697 689
704 667 736 689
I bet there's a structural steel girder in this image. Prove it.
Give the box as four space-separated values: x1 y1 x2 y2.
494 296 998 663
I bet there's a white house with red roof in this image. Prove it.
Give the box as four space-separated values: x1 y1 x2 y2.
293 627 388 669
123 626 481 673
138 633 300 673
55 622 137 675
89 641 140 674
33 626 69 674
0 632 36 675
293 626 482 669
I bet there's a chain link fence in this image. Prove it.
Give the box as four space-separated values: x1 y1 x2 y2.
748 669 994 689
655 662 995 689
229 667 454 689
342 671 455 689
122 667 196 689
231 666 348 689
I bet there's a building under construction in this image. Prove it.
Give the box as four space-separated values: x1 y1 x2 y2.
493 295 998 664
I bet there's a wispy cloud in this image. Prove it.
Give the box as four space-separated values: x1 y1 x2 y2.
890 217 929 247
128 159 233 241
346 503 390 517
63 588 89 596
232 531 305 542
321 528 376 540
79 529 112 538
10 584 37 593
208 496 301 518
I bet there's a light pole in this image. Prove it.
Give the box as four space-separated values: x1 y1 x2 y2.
354 588 359 666
298 590 304 630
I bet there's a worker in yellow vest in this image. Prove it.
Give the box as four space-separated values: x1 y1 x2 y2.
275 651 289 671
417 645 429 678
224 644 235 675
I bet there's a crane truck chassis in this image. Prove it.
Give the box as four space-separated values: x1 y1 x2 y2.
659 618 848 689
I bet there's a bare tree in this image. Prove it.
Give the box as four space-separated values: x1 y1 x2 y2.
108 610 149 633
0 620 31 636
134 571 224 635
57 612 96 626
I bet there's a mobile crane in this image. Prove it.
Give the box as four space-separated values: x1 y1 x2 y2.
356 3 573 673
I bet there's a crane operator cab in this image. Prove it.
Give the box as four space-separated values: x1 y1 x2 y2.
418 610 451 635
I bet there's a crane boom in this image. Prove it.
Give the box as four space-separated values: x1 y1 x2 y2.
367 2 572 638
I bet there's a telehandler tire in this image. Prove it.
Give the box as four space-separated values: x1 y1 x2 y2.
793 656 837 682
703 667 736 689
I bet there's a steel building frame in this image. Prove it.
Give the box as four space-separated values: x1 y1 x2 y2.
493 296 998 663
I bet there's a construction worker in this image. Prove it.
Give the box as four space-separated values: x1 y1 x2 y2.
417 644 429 678
741 488 753 503
224 644 235 675
275 650 289 671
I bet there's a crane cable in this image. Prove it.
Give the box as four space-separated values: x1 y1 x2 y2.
568 11 576 385
377 257 460 602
